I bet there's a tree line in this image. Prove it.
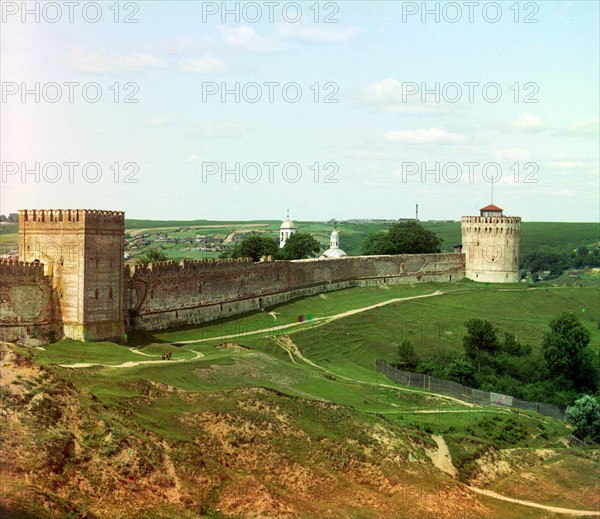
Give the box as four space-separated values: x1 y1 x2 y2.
396 312 600 442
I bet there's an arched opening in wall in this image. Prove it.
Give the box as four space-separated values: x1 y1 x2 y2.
95 289 99 299
175 311 179 318
258 297 263 309
449 275 452 282
60 289 63 299
109 287 113 299
150 289 154 299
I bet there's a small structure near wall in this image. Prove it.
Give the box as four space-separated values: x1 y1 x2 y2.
320 227 347 259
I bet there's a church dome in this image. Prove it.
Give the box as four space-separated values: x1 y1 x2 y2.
321 247 347 259
280 218 295 230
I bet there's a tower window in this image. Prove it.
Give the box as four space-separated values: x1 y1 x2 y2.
95 288 99 299
109 287 113 299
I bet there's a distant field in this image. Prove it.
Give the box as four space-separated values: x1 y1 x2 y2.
3 219 598 262
123 219 600 261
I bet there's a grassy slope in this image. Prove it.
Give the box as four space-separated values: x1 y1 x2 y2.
4 283 599 518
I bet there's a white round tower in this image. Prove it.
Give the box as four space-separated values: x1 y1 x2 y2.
279 210 297 248
461 204 521 283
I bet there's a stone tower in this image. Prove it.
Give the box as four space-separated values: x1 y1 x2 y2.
18 209 125 341
461 204 521 283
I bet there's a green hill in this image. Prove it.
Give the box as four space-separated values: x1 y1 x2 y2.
4 282 597 517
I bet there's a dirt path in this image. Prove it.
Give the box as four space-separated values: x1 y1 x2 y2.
425 435 600 516
426 435 458 478
58 350 204 369
129 348 160 357
467 486 600 516
272 334 474 407
175 290 445 345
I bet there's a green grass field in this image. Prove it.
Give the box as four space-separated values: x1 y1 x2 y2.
35 281 598 442
20 280 600 518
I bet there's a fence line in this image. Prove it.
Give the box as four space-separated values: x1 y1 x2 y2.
568 434 588 448
374 360 565 421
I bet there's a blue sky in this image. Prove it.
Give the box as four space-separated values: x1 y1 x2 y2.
1 1 598 221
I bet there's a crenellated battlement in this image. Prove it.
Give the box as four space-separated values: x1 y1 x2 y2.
19 209 124 226
461 216 521 225
127 257 255 277
0 259 47 280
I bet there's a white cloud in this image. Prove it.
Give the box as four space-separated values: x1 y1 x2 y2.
179 56 225 74
546 160 588 170
277 24 358 43
362 78 445 114
146 117 167 127
185 154 207 163
493 148 532 161
220 26 285 52
165 36 197 53
194 122 246 138
568 118 599 135
364 79 406 104
352 150 385 160
509 113 546 131
64 47 166 73
383 128 466 145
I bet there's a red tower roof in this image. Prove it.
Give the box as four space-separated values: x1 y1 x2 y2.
480 204 503 212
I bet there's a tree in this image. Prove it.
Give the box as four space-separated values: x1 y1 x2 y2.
463 319 500 362
281 232 320 260
444 357 476 386
138 248 168 265
361 220 441 255
224 235 279 262
541 312 592 389
396 339 419 370
362 232 395 255
565 395 600 442
239 235 279 262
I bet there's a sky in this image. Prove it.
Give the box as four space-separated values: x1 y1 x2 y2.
1 0 599 222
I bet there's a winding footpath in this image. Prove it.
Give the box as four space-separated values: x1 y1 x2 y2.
427 435 600 517
58 349 204 369
173 290 445 345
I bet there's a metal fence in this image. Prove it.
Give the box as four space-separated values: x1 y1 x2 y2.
375 359 565 421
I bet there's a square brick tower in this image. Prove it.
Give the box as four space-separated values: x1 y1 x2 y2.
18 209 125 341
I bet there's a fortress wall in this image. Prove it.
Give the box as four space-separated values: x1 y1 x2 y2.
0 261 62 345
128 253 464 331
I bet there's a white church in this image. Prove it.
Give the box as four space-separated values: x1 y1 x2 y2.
278 212 346 259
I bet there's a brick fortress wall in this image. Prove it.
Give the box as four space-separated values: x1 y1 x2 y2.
127 253 465 332
0 260 62 345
